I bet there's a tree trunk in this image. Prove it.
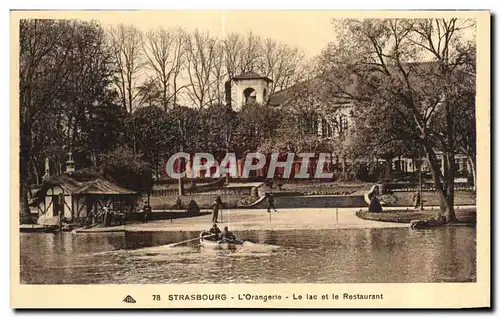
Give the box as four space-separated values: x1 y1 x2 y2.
418 159 423 210
444 152 456 221
20 181 32 224
330 152 334 175
385 159 392 180
32 163 40 185
423 144 455 221
20 123 33 224
178 146 185 196
467 154 476 192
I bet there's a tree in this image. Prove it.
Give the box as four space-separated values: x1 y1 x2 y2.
142 28 188 109
170 105 203 195
208 42 227 107
260 38 308 93
223 33 244 81
185 30 220 109
454 88 476 190
60 21 120 167
200 104 239 182
108 24 145 113
20 19 120 222
320 18 476 222
129 106 176 178
235 102 280 155
100 146 153 195
239 31 262 74
20 19 71 221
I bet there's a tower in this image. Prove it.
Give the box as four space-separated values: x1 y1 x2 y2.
230 71 273 111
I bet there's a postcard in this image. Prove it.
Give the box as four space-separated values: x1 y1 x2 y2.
11 10 490 308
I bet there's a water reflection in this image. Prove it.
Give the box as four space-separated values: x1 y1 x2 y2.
20 227 476 284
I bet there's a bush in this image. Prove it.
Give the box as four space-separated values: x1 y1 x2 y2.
237 196 260 207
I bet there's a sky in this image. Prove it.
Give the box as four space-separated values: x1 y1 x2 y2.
14 10 478 60
94 11 339 58
12 11 478 108
28 11 341 58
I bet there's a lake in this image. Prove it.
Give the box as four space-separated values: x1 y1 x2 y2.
20 226 476 284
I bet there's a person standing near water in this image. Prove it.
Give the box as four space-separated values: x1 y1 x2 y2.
142 201 152 223
267 193 278 213
413 191 421 209
211 196 222 223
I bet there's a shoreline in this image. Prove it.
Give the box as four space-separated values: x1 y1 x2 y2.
71 205 475 233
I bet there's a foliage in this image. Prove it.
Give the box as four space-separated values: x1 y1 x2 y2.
234 102 280 155
199 104 239 157
99 146 153 194
19 19 120 219
125 106 176 174
319 18 476 221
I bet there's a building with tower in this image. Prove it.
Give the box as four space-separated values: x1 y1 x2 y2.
221 71 473 181
227 71 273 111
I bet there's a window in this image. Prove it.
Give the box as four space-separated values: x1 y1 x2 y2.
243 87 256 104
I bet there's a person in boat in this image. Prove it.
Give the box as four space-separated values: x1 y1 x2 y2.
208 223 221 240
221 226 236 242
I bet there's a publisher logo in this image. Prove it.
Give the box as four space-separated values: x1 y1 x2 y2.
123 295 136 303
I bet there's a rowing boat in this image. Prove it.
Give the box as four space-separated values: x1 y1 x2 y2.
20 224 58 233
199 232 244 250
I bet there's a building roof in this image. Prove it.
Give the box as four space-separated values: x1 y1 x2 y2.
39 174 84 194
267 77 337 106
29 173 137 206
73 178 137 195
233 71 273 83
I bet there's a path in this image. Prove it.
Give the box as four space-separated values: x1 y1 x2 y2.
74 205 475 233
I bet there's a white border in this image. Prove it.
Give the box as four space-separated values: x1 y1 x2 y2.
2 1 497 317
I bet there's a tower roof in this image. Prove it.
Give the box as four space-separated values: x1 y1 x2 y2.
233 71 273 83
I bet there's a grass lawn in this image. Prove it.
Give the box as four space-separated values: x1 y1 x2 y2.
386 191 475 207
148 194 246 210
356 208 476 224
275 181 372 195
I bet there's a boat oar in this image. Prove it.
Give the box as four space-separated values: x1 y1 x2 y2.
166 234 215 248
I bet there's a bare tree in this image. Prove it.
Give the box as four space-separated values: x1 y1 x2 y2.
108 24 145 113
208 41 227 106
239 31 262 74
143 27 188 109
185 30 219 109
223 33 244 80
260 38 307 93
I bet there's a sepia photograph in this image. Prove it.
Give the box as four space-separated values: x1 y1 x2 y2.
11 10 490 308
